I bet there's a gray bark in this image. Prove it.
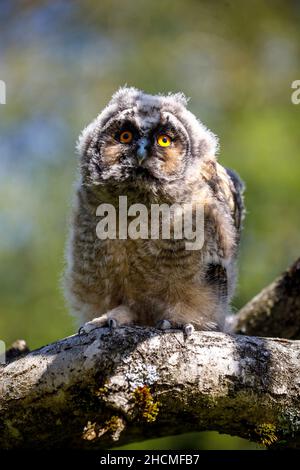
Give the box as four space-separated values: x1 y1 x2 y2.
1 326 300 449
232 258 300 339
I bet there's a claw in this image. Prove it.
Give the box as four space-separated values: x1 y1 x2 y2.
108 318 118 329
78 323 96 335
78 315 108 335
183 323 194 336
78 326 85 335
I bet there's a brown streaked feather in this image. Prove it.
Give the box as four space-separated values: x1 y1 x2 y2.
102 142 122 166
159 141 185 175
224 167 245 232
205 263 228 298
214 162 245 233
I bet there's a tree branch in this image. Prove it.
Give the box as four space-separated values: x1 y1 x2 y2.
232 258 300 339
1 326 300 449
2 259 300 449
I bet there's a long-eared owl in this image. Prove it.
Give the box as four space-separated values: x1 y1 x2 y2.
64 87 244 335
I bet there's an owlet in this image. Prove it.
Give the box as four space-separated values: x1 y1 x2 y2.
64 87 244 336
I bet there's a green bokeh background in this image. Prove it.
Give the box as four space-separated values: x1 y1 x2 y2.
1 0 299 450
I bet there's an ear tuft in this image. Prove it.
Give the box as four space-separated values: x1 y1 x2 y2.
109 86 141 109
166 91 189 108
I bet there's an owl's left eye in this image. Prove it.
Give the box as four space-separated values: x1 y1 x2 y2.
157 134 172 147
119 131 133 144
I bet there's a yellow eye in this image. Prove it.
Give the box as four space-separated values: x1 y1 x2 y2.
119 131 133 144
157 134 171 147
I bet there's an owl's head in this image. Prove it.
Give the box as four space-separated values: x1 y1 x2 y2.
78 87 218 197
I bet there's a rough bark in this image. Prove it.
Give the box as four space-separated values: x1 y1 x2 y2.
232 258 300 339
1 326 300 449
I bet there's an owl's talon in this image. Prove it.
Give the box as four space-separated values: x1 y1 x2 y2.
78 315 109 335
78 323 95 335
108 318 118 329
156 319 173 330
78 326 85 335
78 322 100 335
183 323 194 336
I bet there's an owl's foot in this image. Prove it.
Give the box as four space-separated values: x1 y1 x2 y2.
78 306 135 335
79 315 112 335
183 323 195 336
156 319 195 336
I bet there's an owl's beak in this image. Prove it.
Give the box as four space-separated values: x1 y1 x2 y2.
136 137 150 165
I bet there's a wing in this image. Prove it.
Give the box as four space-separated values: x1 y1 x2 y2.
215 163 245 233
201 162 245 302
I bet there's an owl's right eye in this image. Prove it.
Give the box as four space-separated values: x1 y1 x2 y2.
119 131 133 144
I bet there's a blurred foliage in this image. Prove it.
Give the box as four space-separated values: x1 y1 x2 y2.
116 431 264 450
0 0 299 450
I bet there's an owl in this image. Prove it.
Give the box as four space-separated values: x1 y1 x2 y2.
64 87 244 336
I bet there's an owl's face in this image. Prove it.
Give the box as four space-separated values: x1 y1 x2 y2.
78 87 217 195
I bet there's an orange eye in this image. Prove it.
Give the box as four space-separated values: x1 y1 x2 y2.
157 134 171 147
119 130 133 144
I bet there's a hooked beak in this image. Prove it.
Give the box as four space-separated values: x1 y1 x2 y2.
136 137 150 165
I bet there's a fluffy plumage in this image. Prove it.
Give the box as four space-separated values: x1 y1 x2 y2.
64 87 245 334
